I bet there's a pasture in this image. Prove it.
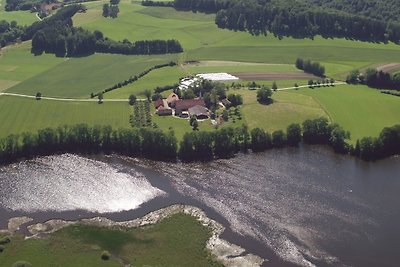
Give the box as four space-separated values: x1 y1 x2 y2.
6 53 178 98
73 2 400 80
293 85 400 142
0 96 131 138
236 89 327 134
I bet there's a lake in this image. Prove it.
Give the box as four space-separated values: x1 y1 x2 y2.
0 145 399 267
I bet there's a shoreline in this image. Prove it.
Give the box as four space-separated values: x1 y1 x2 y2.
1 204 265 267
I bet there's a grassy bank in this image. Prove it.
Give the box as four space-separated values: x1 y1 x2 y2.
0 214 223 267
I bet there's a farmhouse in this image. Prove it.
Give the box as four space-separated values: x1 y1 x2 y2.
175 98 206 117
157 107 173 116
167 93 179 107
188 105 209 120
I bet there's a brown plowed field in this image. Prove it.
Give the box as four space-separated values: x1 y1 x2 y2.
231 72 318 80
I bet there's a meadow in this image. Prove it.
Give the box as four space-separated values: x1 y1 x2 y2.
7 53 178 98
0 214 222 267
294 85 400 142
0 96 131 138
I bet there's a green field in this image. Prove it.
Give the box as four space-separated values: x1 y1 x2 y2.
72 2 400 79
236 89 327 134
0 0 38 25
106 65 186 99
7 53 178 98
0 42 64 91
0 96 131 138
293 85 400 142
0 214 222 267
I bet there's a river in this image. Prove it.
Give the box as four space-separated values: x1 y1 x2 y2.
0 145 399 267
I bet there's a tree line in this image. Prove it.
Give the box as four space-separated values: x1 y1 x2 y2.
346 68 400 90
142 0 174 7
1 120 399 165
172 0 400 43
0 5 183 57
0 124 177 164
304 0 400 24
91 61 177 98
295 58 325 77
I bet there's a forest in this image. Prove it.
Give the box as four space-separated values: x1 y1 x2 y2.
0 5 183 56
172 0 400 43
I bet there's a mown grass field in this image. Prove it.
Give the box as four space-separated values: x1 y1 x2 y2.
236 89 327 134
293 85 400 142
73 1 400 79
0 42 64 91
106 65 186 99
0 96 131 138
0 214 223 267
7 53 178 98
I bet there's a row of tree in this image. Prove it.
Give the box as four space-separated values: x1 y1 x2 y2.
0 124 177 164
354 125 400 160
142 0 174 7
346 68 400 90
304 0 400 24
296 58 325 77
172 0 400 43
103 0 120 18
92 61 176 97
1 121 398 165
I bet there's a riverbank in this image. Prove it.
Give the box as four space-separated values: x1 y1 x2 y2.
0 205 265 267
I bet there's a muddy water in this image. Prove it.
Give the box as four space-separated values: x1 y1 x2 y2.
0 146 399 267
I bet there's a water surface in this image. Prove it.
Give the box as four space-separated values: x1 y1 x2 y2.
0 147 399 267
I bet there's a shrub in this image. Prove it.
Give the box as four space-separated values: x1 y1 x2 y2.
0 236 11 245
101 250 111 260
0 244 4 252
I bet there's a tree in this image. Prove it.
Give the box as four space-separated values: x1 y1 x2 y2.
128 94 137 106
98 92 104 104
308 79 314 88
102 4 110 17
295 58 304 69
346 70 360 84
222 110 229 121
272 130 287 147
256 87 273 104
192 119 199 131
330 78 335 86
272 81 278 91
110 0 120 5
287 123 301 146
294 83 299 90
250 128 272 152
109 5 119 18
144 89 151 102
36 92 42 100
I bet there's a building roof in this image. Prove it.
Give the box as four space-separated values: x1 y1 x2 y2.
157 107 172 115
188 105 209 118
154 99 164 109
167 93 179 104
175 98 206 112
